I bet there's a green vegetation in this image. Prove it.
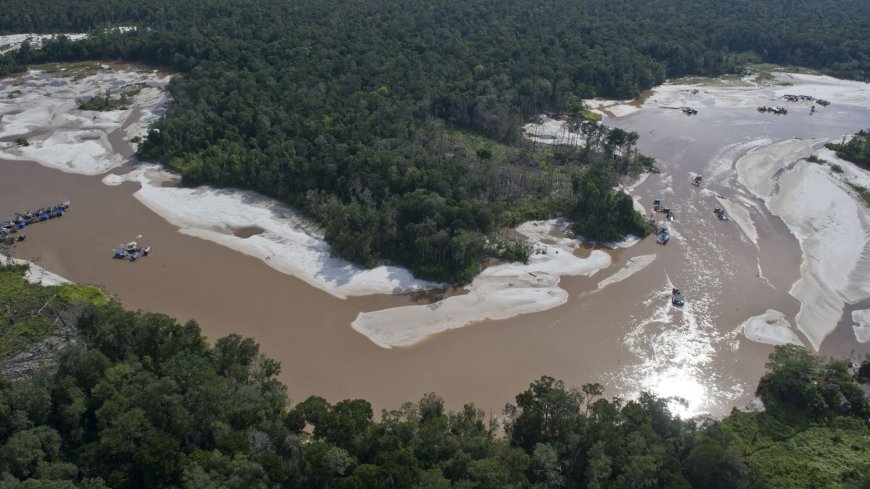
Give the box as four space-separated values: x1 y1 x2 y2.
847 183 870 206
78 91 129 111
723 346 870 488
13 137 28 147
580 110 604 122
0 265 108 360
79 84 145 111
806 154 828 164
27 62 61 73
827 130 870 170
2 266 870 488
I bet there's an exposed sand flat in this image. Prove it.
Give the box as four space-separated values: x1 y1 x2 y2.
0 33 88 54
0 254 71 286
736 140 870 350
351 273 567 349
585 98 642 118
597 254 656 290
736 139 818 198
17 131 123 174
641 69 870 115
740 309 804 346
601 234 641 249
714 195 758 246
0 67 170 175
523 116 585 146
852 310 870 343
779 73 870 108
352 220 612 348
103 165 441 299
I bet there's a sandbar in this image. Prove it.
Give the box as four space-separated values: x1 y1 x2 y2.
852 309 870 343
736 139 870 350
352 220 612 348
740 309 804 346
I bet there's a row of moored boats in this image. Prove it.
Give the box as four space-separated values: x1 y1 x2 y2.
1 201 69 245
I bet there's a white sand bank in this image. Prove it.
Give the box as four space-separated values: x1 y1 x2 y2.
852 310 870 343
714 195 758 246
601 234 641 249
780 73 870 109
597 254 656 290
103 165 440 299
523 116 586 146
352 220 612 348
0 33 88 54
736 139 870 350
641 69 870 116
352 273 567 349
740 309 804 346
1 254 71 286
0 67 170 175
17 131 123 174
585 98 642 118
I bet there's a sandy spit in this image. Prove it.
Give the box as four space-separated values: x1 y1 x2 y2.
351 220 612 348
597 254 656 290
102 165 440 299
0 254 71 286
714 195 758 246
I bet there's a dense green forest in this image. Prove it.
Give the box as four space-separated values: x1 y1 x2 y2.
2 0 870 280
1 265 870 488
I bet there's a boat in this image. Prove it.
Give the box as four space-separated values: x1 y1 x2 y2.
113 240 152 261
714 207 730 221
653 199 663 212
664 208 675 221
657 232 670 245
671 288 685 307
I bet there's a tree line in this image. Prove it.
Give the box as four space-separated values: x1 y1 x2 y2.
1 263 869 488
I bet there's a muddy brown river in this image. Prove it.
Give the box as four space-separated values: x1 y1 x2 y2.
3 72 870 417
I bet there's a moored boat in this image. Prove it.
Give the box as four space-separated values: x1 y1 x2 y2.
671 288 685 307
